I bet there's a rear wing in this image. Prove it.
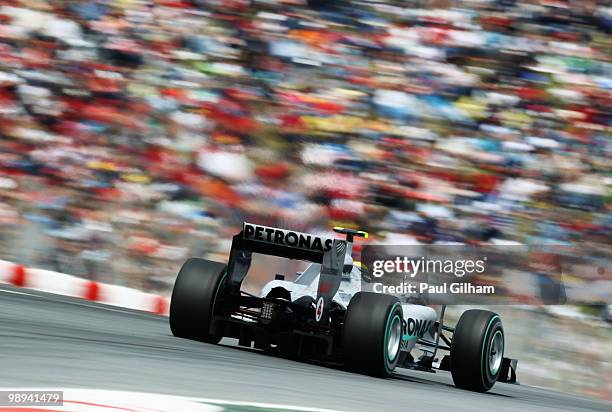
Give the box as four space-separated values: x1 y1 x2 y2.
239 222 337 262
227 222 347 325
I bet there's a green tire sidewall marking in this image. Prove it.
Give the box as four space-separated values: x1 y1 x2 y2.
480 315 501 387
383 302 402 370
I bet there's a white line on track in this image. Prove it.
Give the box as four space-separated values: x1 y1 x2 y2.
0 287 147 316
190 397 345 412
0 288 35 297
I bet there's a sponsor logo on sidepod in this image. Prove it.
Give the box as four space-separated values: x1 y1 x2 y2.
403 318 432 339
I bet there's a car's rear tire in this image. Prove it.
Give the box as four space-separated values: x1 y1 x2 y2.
450 309 504 392
343 292 403 377
169 258 227 343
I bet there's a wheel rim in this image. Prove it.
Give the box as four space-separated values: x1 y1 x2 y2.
386 315 402 361
488 330 504 375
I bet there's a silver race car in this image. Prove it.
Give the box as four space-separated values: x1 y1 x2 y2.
170 223 517 392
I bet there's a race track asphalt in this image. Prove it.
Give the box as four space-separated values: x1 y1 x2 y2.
0 284 609 412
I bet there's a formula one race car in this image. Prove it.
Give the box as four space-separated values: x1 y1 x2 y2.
170 223 518 392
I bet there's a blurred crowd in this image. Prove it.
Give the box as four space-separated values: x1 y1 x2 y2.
0 0 610 294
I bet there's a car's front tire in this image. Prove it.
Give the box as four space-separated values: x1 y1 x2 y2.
450 309 504 392
169 258 227 343
342 292 403 377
